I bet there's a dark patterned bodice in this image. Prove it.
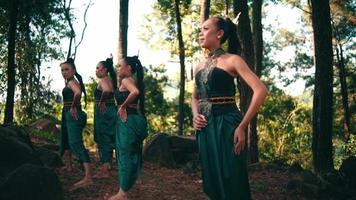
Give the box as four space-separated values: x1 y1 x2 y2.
62 86 81 111
195 65 239 116
94 88 114 101
114 89 139 114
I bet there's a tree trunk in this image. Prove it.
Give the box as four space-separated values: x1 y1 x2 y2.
233 0 258 163
336 45 351 141
225 0 230 16
311 0 334 173
253 0 263 78
200 0 210 25
4 0 19 124
250 0 263 163
175 0 186 136
118 0 129 60
62 0 75 60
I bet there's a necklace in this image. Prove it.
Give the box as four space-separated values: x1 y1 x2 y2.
197 48 226 117
201 48 226 84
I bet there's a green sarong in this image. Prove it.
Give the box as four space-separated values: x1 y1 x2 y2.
197 111 250 200
59 109 70 156
94 105 117 163
60 109 90 163
116 114 147 191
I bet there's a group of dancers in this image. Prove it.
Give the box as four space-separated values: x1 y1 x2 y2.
60 55 146 200
59 16 267 200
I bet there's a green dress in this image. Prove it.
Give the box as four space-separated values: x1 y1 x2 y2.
94 88 117 163
114 89 148 191
195 52 251 200
60 86 90 163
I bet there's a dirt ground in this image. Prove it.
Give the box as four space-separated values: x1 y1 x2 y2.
57 152 305 200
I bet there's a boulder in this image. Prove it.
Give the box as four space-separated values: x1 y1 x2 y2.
143 133 175 167
143 133 199 167
340 156 356 190
286 179 302 192
38 143 60 152
35 147 63 168
0 164 63 200
0 125 63 200
288 162 304 173
182 160 201 176
169 135 198 165
169 135 198 153
301 182 319 199
0 125 33 148
0 126 42 181
30 118 60 134
300 170 319 185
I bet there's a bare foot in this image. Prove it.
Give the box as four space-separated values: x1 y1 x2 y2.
93 165 110 179
70 178 93 192
94 171 109 178
61 150 72 173
108 190 127 200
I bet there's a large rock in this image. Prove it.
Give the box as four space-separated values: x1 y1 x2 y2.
288 162 304 173
0 125 33 148
169 135 198 165
301 182 319 199
0 125 63 200
0 164 63 200
286 179 302 192
0 126 42 181
143 133 199 168
143 133 175 167
340 156 356 190
300 170 319 185
38 143 60 152
30 118 60 134
169 135 198 153
35 147 63 168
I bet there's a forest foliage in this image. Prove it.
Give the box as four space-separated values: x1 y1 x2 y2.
0 0 355 169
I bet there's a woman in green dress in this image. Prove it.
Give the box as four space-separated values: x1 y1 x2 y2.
109 56 147 200
60 58 93 189
93 57 117 178
191 17 268 200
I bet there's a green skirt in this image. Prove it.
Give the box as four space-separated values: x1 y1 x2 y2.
116 114 147 191
60 109 90 163
94 105 117 163
197 111 251 200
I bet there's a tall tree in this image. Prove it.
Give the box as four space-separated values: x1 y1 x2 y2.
330 0 353 141
62 0 75 60
335 42 351 141
62 0 92 60
250 0 263 163
253 0 263 77
233 0 258 163
118 0 129 60
175 0 186 135
4 0 19 124
311 0 334 173
224 0 230 16
200 0 210 24
1 0 72 123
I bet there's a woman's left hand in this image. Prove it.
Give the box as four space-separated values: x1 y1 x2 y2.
233 125 246 155
118 105 127 122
